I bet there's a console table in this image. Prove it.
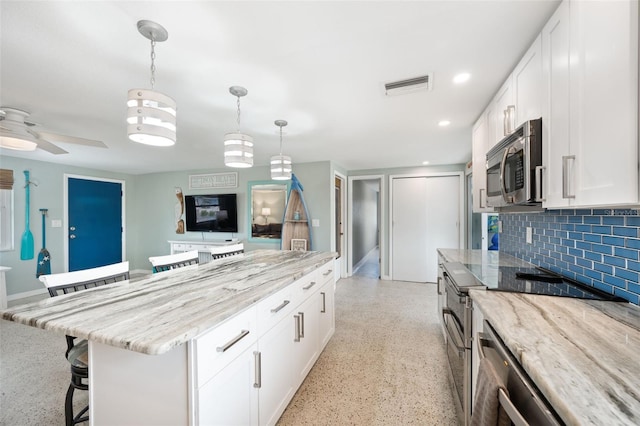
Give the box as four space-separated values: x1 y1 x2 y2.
168 240 243 263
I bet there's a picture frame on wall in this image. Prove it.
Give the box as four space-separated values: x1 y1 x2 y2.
290 238 307 251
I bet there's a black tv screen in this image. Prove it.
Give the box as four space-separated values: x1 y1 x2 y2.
185 194 238 233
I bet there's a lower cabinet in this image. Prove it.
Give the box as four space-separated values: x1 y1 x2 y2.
258 314 297 426
191 261 336 426
197 343 260 426
470 299 485 410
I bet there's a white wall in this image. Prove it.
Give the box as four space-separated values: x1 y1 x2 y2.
352 180 378 266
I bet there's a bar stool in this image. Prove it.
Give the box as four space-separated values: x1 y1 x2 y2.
39 261 130 426
149 250 199 273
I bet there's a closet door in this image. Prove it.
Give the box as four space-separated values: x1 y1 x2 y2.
392 177 429 282
391 175 460 283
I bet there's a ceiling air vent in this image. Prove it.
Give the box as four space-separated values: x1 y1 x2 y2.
384 74 433 96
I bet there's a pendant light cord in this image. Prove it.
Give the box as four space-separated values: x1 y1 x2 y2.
150 39 156 89
236 96 241 132
279 125 283 155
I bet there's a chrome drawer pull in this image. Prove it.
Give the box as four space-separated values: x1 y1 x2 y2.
562 155 576 199
303 281 316 290
322 269 333 276
294 315 301 342
321 292 326 313
299 311 305 338
270 300 290 313
216 329 250 353
253 351 262 388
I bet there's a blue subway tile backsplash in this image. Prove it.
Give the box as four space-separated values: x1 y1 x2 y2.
499 209 640 305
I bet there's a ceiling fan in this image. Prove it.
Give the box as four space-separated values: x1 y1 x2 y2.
0 107 107 154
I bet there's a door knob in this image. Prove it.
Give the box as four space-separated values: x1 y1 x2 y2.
69 226 76 231
69 234 76 239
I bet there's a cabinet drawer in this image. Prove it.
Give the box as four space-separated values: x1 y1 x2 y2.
194 306 257 387
292 270 321 303
173 243 186 251
256 285 295 335
317 261 335 284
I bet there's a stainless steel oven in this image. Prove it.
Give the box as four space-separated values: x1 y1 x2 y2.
441 262 483 426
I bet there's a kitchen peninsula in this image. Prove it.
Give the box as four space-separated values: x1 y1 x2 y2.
1 250 337 425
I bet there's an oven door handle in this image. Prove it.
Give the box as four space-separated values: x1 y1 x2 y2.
442 308 466 356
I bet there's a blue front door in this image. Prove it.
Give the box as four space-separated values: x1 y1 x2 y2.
68 177 123 271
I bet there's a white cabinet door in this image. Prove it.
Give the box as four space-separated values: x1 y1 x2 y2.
543 0 639 208
197 343 259 426
293 294 320 388
513 34 542 124
541 0 571 208
471 112 493 213
318 279 335 350
257 315 297 426
493 77 515 141
485 101 498 149
568 0 638 207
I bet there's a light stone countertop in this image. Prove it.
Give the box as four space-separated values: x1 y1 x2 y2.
0 250 336 355
470 290 640 425
438 248 640 424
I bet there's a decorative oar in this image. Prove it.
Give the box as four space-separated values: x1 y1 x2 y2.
37 208 51 277
20 170 34 260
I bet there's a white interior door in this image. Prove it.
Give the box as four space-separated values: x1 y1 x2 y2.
424 175 460 282
392 175 460 283
392 177 429 282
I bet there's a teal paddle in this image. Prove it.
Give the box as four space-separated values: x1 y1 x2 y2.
37 208 51 277
20 170 34 260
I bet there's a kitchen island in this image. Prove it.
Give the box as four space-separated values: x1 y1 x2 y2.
1 249 337 425
438 248 640 425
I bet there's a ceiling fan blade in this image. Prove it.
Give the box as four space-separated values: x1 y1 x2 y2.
34 137 69 155
37 131 107 148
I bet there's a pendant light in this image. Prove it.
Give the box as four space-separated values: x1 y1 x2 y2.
127 20 176 147
270 120 292 180
224 86 253 168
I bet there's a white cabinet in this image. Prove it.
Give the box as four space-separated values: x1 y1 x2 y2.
485 34 542 150
191 260 336 426
293 294 320 388
257 315 297 426
492 77 514 143
197 343 260 426
471 112 493 212
318 279 335 349
513 34 542 124
542 0 639 208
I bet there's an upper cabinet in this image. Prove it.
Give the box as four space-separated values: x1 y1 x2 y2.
472 112 494 212
513 34 542 125
541 0 639 208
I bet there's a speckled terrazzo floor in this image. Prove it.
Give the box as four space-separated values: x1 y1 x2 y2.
277 276 459 426
1 275 458 426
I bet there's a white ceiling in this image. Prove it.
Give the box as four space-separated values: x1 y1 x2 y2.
0 0 560 175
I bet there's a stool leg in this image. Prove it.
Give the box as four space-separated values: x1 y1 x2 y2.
65 382 75 426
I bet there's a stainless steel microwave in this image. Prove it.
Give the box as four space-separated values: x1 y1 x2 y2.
486 118 542 208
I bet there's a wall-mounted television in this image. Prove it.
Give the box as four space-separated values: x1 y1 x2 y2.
185 193 238 233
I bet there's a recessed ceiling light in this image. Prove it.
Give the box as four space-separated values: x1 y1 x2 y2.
453 73 471 84
438 120 451 127
422 161 430 165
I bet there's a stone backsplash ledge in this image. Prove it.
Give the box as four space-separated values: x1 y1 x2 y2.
499 209 640 305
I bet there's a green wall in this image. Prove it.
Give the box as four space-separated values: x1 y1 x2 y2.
0 156 333 298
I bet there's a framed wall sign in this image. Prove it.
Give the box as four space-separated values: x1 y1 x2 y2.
189 172 238 189
291 238 307 251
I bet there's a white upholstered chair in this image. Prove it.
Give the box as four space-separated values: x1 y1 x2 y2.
39 261 130 426
149 250 199 273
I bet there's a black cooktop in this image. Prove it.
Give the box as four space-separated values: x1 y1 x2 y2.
490 265 626 301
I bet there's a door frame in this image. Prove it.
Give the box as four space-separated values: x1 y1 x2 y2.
388 171 465 281
333 171 347 279
63 174 126 272
347 174 385 278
